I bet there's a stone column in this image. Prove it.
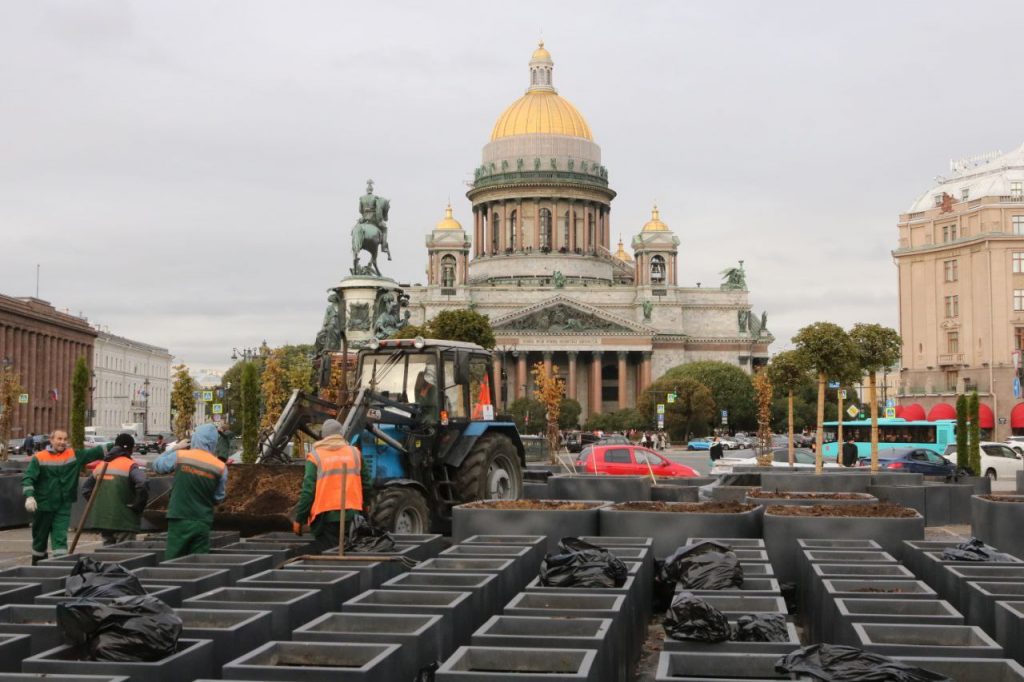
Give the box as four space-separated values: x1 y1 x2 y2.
492 352 502 412
590 351 603 416
641 351 653 392
543 351 553 378
517 352 528 399
567 351 578 400
617 351 629 410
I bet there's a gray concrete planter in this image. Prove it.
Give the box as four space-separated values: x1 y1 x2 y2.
651 485 699 503
959 476 993 496
439 545 533 592
866 485 927 520
663 620 800 655
221 641 402 681
802 562 915 635
98 540 167 553
34 584 181 608
939 565 1024 616
578 535 654 548
460 534 546 577
710 486 760 503
216 542 295 564
237 569 362 609
972 495 1024 560
283 558 397 593
901 540 965 582
655 476 717 488
686 594 787 617
471 615 615 681
797 539 881 550
746 492 877 510
453 501 608 552
0 474 31 529
129 567 230 600
38 551 157 570
687 537 765 548
851 622 1003 658
390 532 446 561
966 581 1024 636
183 587 321 640
0 582 41 606
293 612 443 682
919 551 1024 604
382 572 500 628
599 503 761 559
0 633 30 671
817 578 938 648
146 529 240 548
522 481 549 499
996 600 1024 665
678 578 782 599
161 552 274 582
0 604 61 653
436 645 598 681
892 657 1024 682
413 557 518 606
547 474 652 502
174 608 273 669
342 589 474 658
655 651 805 681
760 471 870 493
870 472 924 486
832 598 963 647
0 568 69 594
1019 470 1024 493
23 638 214 682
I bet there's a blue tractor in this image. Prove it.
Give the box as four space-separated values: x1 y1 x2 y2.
259 338 525 533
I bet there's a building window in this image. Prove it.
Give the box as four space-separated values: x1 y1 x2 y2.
944 295 959 318
539 208 552 249
440 255 456 288
563 210 571 249
1015 252 1024 274
961 187 969 201
491 213 500 253
1012 182 1023 200
947 332 959 354
650 255 666 284
508 210 516 250
933 195 943 207
946 370 959 391
943 259 958 282
1016 290 1024 312
588 213 596 250
1013 216 1024 235
1015 327 1024 351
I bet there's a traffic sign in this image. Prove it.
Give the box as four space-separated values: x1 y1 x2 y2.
828 381 840 389
17 394 28 404
846 404 860 418
885 398 896 408
1015 376 1021 400
884 407 896 418
656 404 665 415
657 416 665 428
721 409 729 425
840 390 847 400
212 403 223 414
667 393 677 404
202 391 214 402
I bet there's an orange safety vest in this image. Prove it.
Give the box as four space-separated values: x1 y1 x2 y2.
93 456 135 481
307 444 363 523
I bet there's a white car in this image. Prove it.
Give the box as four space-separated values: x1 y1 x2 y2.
943 441 1024 481
711 447 840 475
1004 437 1024 457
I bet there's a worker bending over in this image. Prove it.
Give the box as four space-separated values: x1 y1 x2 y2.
153 423 228 559
292 418 368 552
81 433 149 546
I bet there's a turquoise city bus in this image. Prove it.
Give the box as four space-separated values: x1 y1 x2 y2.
820 419 956 458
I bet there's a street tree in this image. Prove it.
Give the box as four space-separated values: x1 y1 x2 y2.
657 361 755 431
70 357 89 450
640 376 715 441
793 321 857 472
849 323 902 471
767 350 809 466
753 371 773 466
955 394 969 471
170 364 196 440
558 398 582 430
395 309 496 349
240 361 260 463
968 391 981 476
0 365 23 460
509 397 545 435
531 362 565 464
260 349 290 431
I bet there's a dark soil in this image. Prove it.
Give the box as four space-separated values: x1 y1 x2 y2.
849 587 906 593
612 501 754 513
462 500 600 510
749 491 871 500
147 464 304 515
765 503 918 518
979 495 1024 503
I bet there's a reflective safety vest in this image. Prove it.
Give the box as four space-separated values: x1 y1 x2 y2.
307 445 363 523
167 449 226 524
88 456 139 531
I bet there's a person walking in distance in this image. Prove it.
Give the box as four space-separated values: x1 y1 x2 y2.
22 433 34 455
841 435 859 468
152 423 228 559
81 433 149 546
709 436 724 463
21 430 109 564
292 419 367 552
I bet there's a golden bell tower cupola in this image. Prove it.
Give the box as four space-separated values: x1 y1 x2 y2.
528 40 555 92
632 205 680 287
426 202 469 289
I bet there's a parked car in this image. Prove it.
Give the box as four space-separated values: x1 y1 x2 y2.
943 441 1024 480
717 437 742 451
1004 437 1024 457
687 437 713 451
710 447 839 475
575 444 697 478
858 447 956 477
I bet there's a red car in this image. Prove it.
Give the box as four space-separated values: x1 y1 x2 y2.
575 445 698 477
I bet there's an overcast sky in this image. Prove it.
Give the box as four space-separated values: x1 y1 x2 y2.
3 1 1023 371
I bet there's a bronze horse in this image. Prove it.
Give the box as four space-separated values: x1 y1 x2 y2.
351 197 391 276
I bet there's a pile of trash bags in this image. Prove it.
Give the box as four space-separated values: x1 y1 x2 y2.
539 538 628 588
653 540 744 612
663 592 788 644
776 644 953 681
941 537 1015 562
344 515 396 553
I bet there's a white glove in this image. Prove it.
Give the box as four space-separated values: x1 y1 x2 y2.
24 497 37 513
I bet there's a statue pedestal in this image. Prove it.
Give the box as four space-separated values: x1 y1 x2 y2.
334 276 403 348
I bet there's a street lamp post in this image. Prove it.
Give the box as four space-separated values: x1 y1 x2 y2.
143 378 150 435
232 347 261 362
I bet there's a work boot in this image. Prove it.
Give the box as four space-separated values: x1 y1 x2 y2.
31 554 47 566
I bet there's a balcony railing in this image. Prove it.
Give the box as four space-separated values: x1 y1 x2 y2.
937 353 964 366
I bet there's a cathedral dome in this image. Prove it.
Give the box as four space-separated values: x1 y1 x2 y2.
614 236 632 261
642 205 669 232
435 203 462 230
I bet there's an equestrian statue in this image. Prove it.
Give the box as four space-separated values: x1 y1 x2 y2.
351 179 392 276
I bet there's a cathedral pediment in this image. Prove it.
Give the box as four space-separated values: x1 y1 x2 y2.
492 296 652 335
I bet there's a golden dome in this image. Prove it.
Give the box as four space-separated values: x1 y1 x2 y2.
435 203 462 230
614 236 632 261
642 205 669 232
532 40 551 61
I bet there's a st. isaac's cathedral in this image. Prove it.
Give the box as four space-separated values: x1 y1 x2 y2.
405 43 772 420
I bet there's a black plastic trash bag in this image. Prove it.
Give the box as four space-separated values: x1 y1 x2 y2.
653 540 743 612
776 644 953 682
344 515 396 553
64 557 146 600
539 537 628 588
941 537 1015 562
57 596 182 662
663 592 732 643
733 613 788 642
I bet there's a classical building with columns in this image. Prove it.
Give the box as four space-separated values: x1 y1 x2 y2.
407 43 772 419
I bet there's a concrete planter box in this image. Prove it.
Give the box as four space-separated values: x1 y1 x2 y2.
453 501 607 552
901 540 965 581
146 530 240 548
832 598 963 646
578 536 654 548
343 589 473 657
802 549 896 563
870 472 924 486
460 535 546 577
867 486 927 519
599 503 760 558
746 492 877 508
651 486 699 503
797 539 881 550
818 579 938 648
161 552 273 582
0 474 31 529
293 612 442 682
471 616 615 681
23 639 214 682
973 495 1024 560
38 552 157 570
1019 470 1024 493
183 587 321 640
851 622 1004 658
677 578 782 598
0 583 42 606
0 676 131 681
0 568 70 594
283 558 396 593
892 657 1024 682
0 604 62 653
800 562 914 638
966 581 1024 635
920 551 1024 604
129 567 230 600
216 543 294 564
654 476 717 488
655 651 805 681
547 475 652 503
221 641 401 681
439 545 533 591
685 595 787 617
960 476 993 496
436 645 598 681
923 483 974 526
763 505 924 585
98 541 167 553
34 584 181 607
687 537 765 548
943 566 1024 615
710 486 759 503
663 620 800 655
996 601 1024 665
760 471 870 493
238 569 361 609
522 482 549 499
414 557 518 606
390 533 446 561
382 572 500 626
0 633 31 670
174 608 273 669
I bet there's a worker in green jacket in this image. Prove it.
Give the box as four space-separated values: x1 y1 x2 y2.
81 433 149 546
22 429 109 564
152 423 228 559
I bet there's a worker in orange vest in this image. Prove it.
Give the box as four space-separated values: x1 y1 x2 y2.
292 419 367 552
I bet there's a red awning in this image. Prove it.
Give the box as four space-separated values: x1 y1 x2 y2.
977 403 995 429
927 403 957 421
1011 403 1024 429
893 405 905 418
903 403 926 421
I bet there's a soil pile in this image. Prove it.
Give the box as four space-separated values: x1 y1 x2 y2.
979 495 1024 503
765 503 918 518
146 464 305 516
612 501 754 513
749 491 871 500
462 500 600 511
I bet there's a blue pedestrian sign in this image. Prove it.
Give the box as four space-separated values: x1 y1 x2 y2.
885 398 895 409
828 381 840 389
1014 376 1021 400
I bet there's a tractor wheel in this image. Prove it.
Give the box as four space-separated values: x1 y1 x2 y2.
369 487 431 534
455 434 523 502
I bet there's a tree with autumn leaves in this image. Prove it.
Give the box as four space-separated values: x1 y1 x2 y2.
531 361 565 465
